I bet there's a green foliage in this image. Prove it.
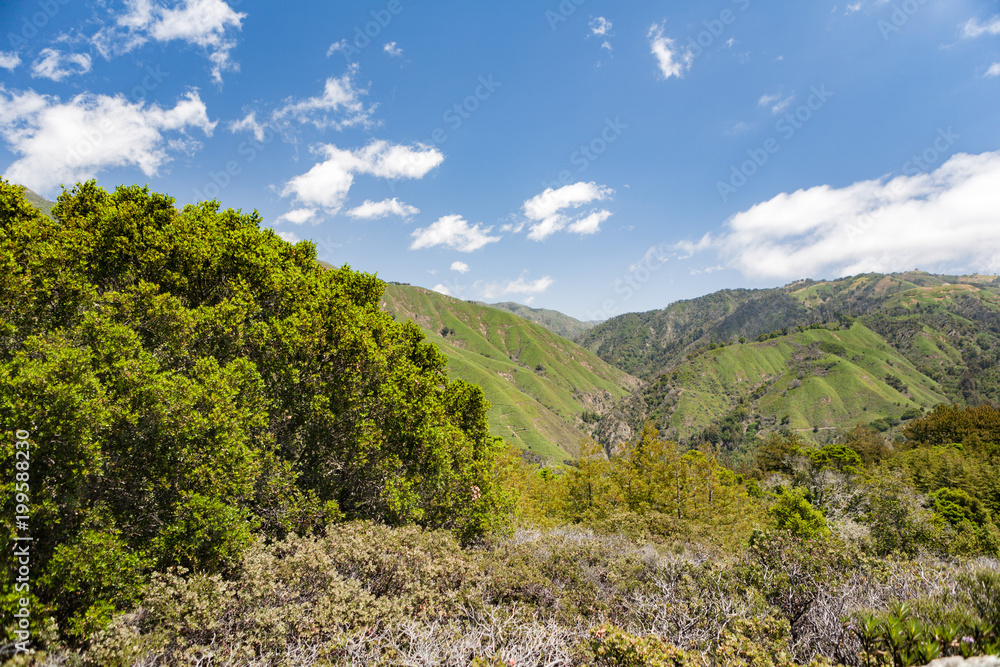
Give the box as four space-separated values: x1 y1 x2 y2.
884 374 908 394
38 524 149 640
904 403 1000 452
841 425 891 467
585 625 701 666
932 487 990 527
854 590 1000 667
0 179 511 644
550 425 765 550
769 488 828 538
819 341 847 357
863 474 941 558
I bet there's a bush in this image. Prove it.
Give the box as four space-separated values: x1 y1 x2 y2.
0 181 512 644
85 521 478 664
769 488 828 538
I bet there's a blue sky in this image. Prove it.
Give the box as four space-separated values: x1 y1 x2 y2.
1 0 999 320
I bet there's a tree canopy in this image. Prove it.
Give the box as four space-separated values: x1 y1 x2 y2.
0 180 511 637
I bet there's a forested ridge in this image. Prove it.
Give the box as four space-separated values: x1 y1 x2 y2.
2 181 999 666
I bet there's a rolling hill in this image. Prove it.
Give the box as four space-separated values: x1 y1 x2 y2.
594 322 946 448
381 284 640 460
582 272 1000 383
586 272 1000 455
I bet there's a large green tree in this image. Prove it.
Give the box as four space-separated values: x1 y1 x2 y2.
0 180 511 640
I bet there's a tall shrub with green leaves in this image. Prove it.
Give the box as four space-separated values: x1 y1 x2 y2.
0 180 512 642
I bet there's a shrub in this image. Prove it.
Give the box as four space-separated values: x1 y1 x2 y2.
769 488 829 538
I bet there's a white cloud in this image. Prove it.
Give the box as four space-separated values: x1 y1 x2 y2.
93 0 245 83
0 51 21 71
451 261 469 273
0 86 215 194
521 181 614 241
327 40 348 57
699 151 1000 281
431 283 453 296
30 48 92 81
410 214 500 253
277 208 317 225
482 271 554 299
276 230 300 243
841 0 890 14
567 209 612 235
675 234 713 259
689 264 725 276
758 92 794 115
963 15 1000 38
649 22 692 80
986 63 1000 78
383 42 402 57
229 67 375 140
590 17 612 36
345 197 418 220
272 66 375 131
281 140 443 214
228 112 267 141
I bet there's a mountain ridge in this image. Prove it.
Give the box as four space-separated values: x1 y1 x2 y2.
584 272 1000 456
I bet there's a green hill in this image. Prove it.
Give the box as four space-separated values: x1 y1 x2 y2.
17 185 56 218
639 323 944 440
381 285 639 460
588 272 1000 454
480 301 597 340
581 272 1000 383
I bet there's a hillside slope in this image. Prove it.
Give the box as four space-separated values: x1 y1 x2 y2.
590 273 1000 453
481 301 597 340
382 285 640 460
597 323 945 445
582 273 1000 383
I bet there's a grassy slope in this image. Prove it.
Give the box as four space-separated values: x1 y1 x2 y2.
658 323 947 440
482 301 597 340
595 274 1000 448
19 186 56 218
381 285 639 460
584 272 1000 382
